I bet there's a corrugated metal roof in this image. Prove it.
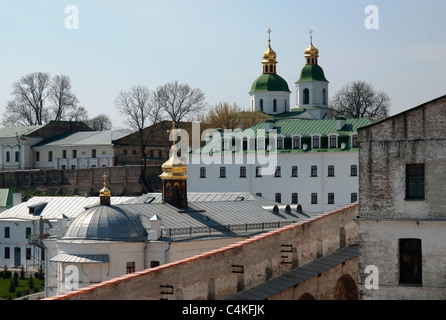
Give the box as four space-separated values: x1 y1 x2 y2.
226 245 358 300
50 253 109 263
0 196 135 221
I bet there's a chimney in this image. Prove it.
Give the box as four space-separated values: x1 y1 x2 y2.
149 215 162 240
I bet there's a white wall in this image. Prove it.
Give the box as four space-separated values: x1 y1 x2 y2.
188 152 359 212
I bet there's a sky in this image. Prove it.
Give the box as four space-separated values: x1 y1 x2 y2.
0 0 445 129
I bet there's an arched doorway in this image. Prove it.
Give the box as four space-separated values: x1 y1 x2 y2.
334 274 358 300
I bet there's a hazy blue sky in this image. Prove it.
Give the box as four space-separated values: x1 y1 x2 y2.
0 0 445 128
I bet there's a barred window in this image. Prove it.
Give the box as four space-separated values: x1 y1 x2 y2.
311 193 318 204
406 164 425 199
351 165 358 177
292 193 298 204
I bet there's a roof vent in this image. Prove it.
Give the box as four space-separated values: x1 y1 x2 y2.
296 204 303 213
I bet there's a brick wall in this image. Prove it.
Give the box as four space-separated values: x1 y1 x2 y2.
0 166 163 196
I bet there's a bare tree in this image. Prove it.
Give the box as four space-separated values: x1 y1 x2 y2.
68 105 89 122
49 74 80 121
3 72 51 126
152 81 207 123
329 80 390 121
114 85 163 191
86 114 113 131
2 72 83 126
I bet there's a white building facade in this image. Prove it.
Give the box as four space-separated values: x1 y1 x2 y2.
188 117 372 212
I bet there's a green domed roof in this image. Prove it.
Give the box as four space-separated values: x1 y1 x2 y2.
298 64 328 82
250 73 291 93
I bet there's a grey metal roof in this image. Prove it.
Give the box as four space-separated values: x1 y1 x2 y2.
50 253 109 264
0 125 44 138
34 130 130 147
119 193 320 241
62 205 148 242
226 245 359 300
0 196 135 221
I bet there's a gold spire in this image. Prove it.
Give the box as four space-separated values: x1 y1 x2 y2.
304 29 319 65
262 27 277 74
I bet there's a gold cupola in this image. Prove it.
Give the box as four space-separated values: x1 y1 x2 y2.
304 29 319 65
100 172 111 206
159 122 189 208
262 28 277 74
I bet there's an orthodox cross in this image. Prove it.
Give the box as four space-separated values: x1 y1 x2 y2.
267 28 272 43
167 121 178 145
309 29 314 44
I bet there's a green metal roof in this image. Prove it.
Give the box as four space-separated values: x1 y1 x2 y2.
250 73 291 93
0 189 14 208
195 118 373 154
298 64 328 82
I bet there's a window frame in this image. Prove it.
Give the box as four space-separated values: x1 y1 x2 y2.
311 165 318 177
405 164 425 200
199 167 206 178
219 167 226 178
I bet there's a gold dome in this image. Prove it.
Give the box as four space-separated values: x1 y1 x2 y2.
262 44 277 64
159 133 188 181
304 43 319 57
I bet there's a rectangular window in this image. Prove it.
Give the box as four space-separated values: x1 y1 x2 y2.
126 262 135 274
200 167 206 178
256 166 262 178
26 248 31 260
277 137 284 150
275 193 281 203
4 227 10 238
48 151 53 162
292 166 298 177
352 135 358 148
150 261 160 268
275 166 281 177
328 193 335 204
92 149 97 158
328 165 335 177
61 165 66 170
35 152 40 162
240 166 246 178
293 136 300 149
62 150 67 159
313 136 320 149
311 193 318 204
330 135 337 148
71 165 76 170
406 164 425 200
351 165 358 177
6 152 10 163
25 227 31 239
399 239 422 285
351 193 358 203
220 167 226 178
257 138 265 150
292 193 298 204
311 166 318 177
72 150 77 158
15 151 19 162
4 247 10 259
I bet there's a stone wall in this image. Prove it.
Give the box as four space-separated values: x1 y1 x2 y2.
0 165 163 196
43 203 359 300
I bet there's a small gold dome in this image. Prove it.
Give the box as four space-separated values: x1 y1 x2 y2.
304 43 319 57
262 44 277 64
159 144 188 180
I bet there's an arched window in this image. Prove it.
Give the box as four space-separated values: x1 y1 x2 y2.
260 99 264 112
323 89 327 105
269 65 273 73
303 89 310 105
273 99 277 112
